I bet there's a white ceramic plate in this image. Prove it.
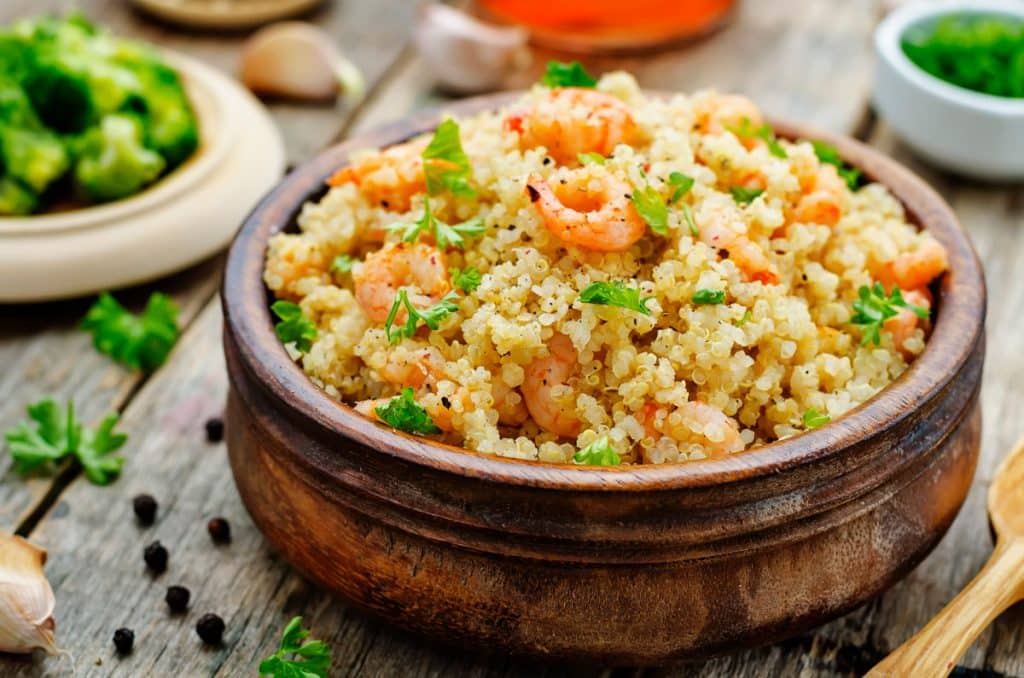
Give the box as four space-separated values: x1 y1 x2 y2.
0 52 285 303
132 0 325 30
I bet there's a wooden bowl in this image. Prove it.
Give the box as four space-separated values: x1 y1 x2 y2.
222 93 986 665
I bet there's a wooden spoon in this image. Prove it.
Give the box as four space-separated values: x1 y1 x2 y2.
868 436 1024 677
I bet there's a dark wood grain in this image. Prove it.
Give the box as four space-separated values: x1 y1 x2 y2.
219 97 986 664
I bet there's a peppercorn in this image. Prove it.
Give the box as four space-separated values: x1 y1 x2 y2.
132 494 157 526
207 517 231 544
113 628 134 655
204 417 224 443
143 540 168 574
165 585 191 613
196 613 225 645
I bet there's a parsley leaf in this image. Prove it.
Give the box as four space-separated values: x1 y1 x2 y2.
726 118 788 158
450 266 482 293
730 186 764 204
258 616 332 678
812 140 864 191
667 171 695 203
384 290 460 344
331 254 355 274
81 292 180 372
850 283 929 346
579 281 653 315
680 203 699 238
541 60 597 88
735 309 753 326
387 197 485 250
692 289 726 305
422 119 475 197
577 152 605 165
573 436 622 466
374 388 441 435
630 185 668 235
271 301 317 353
4 399 126 486
802 408 831 429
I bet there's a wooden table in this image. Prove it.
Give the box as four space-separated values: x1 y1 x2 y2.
2 1 1022 675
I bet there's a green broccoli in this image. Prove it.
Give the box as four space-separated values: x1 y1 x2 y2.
73 113 165 202
0 175 37 215
0 125 69 193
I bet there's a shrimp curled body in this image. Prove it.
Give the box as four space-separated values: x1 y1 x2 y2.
526 170 647 252
640 401 744 459
699 210 778 284
353 242 451 324
506 88 637 165
522 334 581 438
326 138 428 212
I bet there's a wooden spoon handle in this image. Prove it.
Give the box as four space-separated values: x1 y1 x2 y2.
867 539 1024 678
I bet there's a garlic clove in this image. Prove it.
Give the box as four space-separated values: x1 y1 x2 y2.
0 534 59 656
240 22 365 104
413 4 530 94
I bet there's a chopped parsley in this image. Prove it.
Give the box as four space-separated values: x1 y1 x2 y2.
630 185 668 235
422 118 475 197
573 436 622 466
387 196 485 250
667 171 695 203
384 289 460 344
271 300 317 353
579 281 653 315
812 140 864 191
81 292 180 372
726 118 788 158
730 186 764 204
541 60 597 88
577 151 605 166
4 399 126 486
850 283 929 346
331 254 355 274
735 309 753 326
450 266 482 293
680 203 699 238
259 616 331 678
374 387 440 435
692 289 726 305
802 408 831 429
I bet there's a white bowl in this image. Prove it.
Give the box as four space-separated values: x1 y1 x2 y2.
874 0 1024 181
0 52 285 303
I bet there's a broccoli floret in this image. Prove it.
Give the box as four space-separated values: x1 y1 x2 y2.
0 175 37 215
22 63 94 133
0 125 69 193
73 113 165 202
0 78 41 128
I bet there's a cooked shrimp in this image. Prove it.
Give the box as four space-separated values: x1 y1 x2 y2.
640 400 744 458
525 169 647 252
326 138 428 212
505 88 637 165
884 288 932 357
694 93 762 141
522 334 581 438
699 209 779 284
353 242 451 324
878 238 948 292
792 164 846 227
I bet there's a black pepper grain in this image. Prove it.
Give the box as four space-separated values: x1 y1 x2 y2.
113 628 134 655
196 613 225 645
207 517 231 544
165 585 191 613
542 156 552 165
204 417 224 443
143 541 168 574
132 494 157 526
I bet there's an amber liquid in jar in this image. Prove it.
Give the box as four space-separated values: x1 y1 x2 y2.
478 0 738 52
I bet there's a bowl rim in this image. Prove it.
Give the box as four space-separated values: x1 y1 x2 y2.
0 51 234 236
875 0 1024 117
223 91 986 492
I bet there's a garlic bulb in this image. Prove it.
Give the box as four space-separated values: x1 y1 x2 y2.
240 22 365 103
0 534 59 655
414 4 530 94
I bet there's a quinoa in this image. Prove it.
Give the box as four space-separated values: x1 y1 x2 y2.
264 73 944 465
